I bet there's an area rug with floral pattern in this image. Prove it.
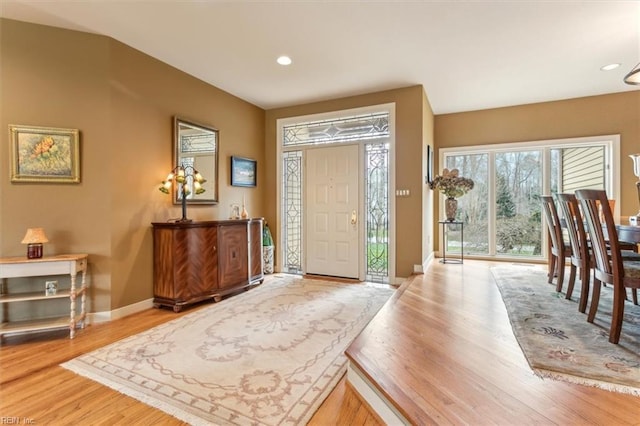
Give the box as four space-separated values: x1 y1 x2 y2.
491 264 640 395
62 275 394 425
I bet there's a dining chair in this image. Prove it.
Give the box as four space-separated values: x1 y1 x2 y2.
575 189 640 344
541 195 575 297
557 193 591 312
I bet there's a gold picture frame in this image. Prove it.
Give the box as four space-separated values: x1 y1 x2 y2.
10 124 80 183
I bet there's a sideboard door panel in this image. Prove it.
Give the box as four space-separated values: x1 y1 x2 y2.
179 226 218 298
218 223 249 290
249 218 264 284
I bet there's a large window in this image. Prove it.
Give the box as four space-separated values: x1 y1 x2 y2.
439 136 618 260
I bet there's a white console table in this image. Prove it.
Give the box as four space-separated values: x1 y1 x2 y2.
0 254 88 339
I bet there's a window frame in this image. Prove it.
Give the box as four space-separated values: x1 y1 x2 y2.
438 134 620 261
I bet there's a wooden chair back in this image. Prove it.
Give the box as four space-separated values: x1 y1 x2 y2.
575 189 620 286
557 193 588 264
541 195 565 257
557 192 591 312
576 189 640 344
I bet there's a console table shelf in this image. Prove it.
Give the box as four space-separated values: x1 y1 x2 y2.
0 316 72 335
0 290 72 303
0 254 88 340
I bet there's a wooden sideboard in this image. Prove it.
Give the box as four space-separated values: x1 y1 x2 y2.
151 218 264 312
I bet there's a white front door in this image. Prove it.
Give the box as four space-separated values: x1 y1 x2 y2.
305 144 360 278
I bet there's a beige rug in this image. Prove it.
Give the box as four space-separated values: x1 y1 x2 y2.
492 264 640 396
62 275 393 425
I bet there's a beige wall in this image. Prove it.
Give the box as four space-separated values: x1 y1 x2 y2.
434 91 640 246
265 85 434 278
435 91 640 213
0 19 265 312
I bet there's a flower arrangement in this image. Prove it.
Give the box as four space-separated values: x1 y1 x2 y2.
429 168 474 198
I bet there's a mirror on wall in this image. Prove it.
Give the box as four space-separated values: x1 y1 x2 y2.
174 117 219 204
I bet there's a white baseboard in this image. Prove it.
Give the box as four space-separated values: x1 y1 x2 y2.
87 298 154 324
410 253 435 276
422 252 435 272
347 362 409 425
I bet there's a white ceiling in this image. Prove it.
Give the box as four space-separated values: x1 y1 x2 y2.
1 1 639 114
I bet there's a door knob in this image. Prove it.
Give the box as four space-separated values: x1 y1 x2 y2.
351 210 358 225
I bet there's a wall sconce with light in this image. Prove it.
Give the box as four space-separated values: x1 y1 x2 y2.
630 154 640 226
159 165 206 223
21 227 49 259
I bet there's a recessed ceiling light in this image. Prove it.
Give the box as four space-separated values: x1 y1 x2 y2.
277 55 292 66
600 63 621 71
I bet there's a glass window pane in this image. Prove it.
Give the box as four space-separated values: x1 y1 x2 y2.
282 151 303 273
445 154 489 255
552 146 605 193
283 112 389 146
495 151 542 257
365 143 389 283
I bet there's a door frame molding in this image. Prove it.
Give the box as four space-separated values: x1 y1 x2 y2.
276 103 396 282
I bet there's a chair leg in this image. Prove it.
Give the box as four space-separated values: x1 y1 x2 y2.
548 255 556 284
555 255 566 293
587 279 601 323
609 284 625 344
578 266 591 313
633 289 638 305
565 264 576 300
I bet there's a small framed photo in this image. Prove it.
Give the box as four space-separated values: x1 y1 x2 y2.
230 156 257 187
45 281 58 296
10 124 80 183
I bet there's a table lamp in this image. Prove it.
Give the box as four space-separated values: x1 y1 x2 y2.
630 153 640 226
159 165 206 222
21 227 49 259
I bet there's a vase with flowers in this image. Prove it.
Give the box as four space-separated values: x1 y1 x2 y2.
429 168 475 221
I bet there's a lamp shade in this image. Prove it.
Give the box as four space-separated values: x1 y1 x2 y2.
21 228 49 244
623 63 640 85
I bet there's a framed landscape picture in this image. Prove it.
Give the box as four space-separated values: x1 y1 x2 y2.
10 124 80 183
230 156 257 187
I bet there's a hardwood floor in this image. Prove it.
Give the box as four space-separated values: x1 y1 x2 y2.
1 260 638 425
347 259 640 425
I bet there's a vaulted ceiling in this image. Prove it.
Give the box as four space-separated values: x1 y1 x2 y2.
1 1 638 114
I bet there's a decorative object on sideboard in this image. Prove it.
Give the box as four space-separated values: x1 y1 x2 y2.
230 156 257 187
159 165 206 223
241 195 249 219
21 227 49 259
10 124 80 183
630 153 640 226
623 62 640 85
230 204 240 219
429 168 475 222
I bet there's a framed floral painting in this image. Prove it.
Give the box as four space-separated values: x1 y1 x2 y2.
10 124 80 183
